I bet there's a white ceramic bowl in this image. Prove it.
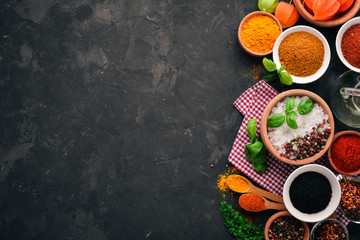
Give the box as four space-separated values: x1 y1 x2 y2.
273 25 331 84
336 17 360 73
283 164 341 223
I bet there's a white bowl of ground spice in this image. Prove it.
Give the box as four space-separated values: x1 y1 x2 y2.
273 25 331 84
238 11 282 57
336 17 360 72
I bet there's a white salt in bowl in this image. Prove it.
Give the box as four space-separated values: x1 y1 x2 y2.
260 89 335 166
336 17 360 73
272 25 331 84
283 164 341 223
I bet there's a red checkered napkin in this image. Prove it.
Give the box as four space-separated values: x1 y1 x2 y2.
228 80 349 225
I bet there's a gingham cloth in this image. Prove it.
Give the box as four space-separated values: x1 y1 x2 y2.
228 80 349 225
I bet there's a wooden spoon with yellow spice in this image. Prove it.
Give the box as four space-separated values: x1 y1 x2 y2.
239 193 286 212
225 174 284 203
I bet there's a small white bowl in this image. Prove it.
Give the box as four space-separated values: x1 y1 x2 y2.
283 164 341 223
336 17 360 73
273 25 331 84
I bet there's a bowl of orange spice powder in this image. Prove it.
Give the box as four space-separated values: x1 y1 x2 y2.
328 130 360 175
238 11 282 57
272 25 331 84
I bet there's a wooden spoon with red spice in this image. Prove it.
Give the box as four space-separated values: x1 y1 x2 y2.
239 193 286 212
226 175 284 203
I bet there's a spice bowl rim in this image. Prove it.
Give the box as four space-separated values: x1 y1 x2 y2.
272 25 331 84
336 17 360 73
293 0 360 28
260 89 335 166
310 218 349 240
328 130 360 175
264 210 310 240
238 11 283 57
336 174 360 224
282 164 341 223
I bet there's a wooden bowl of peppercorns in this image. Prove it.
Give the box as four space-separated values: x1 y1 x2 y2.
264 211 310 240
260 89 335 165
328 130 360 175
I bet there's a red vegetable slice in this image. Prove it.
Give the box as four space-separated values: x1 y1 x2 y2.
338 0 354 12
304 0 314 13
274 2 299 28
312 0 340 21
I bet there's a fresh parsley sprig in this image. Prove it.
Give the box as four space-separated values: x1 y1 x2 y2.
220 201 264 240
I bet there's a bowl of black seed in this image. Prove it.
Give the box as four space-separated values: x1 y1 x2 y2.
265 211 310 240
283 164 341 223
310 218 348 240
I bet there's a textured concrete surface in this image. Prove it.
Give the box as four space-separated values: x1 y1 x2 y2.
0 0 359 239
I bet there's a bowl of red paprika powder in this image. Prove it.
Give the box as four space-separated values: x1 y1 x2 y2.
336 17 360 72
328 130 360 175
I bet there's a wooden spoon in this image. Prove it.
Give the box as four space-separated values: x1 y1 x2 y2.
239 193 286 212
226 174 284 203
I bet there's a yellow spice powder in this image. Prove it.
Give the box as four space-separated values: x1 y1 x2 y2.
241 15 281 53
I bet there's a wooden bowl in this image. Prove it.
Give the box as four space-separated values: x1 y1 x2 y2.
260 89 335 165
293 0 360 27
264 211 310 240
238 11 282 57
328 130 360 175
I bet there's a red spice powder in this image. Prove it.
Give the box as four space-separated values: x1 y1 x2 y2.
341 24 360 68
330 135 360 172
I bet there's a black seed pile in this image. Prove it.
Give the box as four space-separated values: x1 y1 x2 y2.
280 124 331 160
268 216 305 240
289 171 332 214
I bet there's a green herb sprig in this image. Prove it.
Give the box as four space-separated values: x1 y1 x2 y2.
245 119 268 174
220 201 264 240
267 97 314 129
262 57 293 85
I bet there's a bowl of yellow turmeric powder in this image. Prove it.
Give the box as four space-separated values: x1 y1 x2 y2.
238 11 282 57
272 25 331 84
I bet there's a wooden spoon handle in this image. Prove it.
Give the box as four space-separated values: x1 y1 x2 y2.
264 201 286 211
251 187 284 203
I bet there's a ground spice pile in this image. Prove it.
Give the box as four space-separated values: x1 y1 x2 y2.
279 31 324 77
241 15 280 53
341 23 360 69
330 135 360 172
216 165 241 198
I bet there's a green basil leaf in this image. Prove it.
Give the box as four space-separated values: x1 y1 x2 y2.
279 71 293 85
262 57 277 72
285 97 295 111
247 140 263 156
245 144 253 162
267 113 285 128
277 65 285 74
286 115 298 129
285 109 290 115
297 98 314 115
263 73 278 83
247 119 257 143
253 162 267 174
288 110 297 117
252 153 266 165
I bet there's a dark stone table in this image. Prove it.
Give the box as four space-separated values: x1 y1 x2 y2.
0 0 359 239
